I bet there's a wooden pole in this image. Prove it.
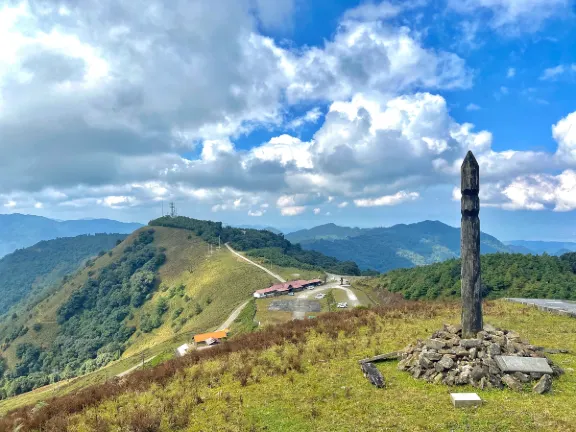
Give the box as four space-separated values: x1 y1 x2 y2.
461 151 483 338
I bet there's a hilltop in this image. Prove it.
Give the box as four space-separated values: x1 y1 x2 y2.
0 214 142 258
1 300 575 432
292 220 511 273
0 233 127 317
356 252 576 302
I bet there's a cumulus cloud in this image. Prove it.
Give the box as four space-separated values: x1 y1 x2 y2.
354 191 419 207
280 206 306 216
0 0 572 220
313 208 321 215
507 67 516 78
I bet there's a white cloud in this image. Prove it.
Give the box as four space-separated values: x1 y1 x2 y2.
337 201 349 208
553 111 576 164
466 103 481 111
313 208 321 215
540 64 576 81
248 209 264 216
280 206 306 216
507 67 516 78
354 191 419 207
288 107 323 129
449 0 572 32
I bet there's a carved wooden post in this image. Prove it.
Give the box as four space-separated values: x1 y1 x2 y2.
461 151 483 338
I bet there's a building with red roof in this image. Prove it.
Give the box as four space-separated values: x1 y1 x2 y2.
253 279 323 298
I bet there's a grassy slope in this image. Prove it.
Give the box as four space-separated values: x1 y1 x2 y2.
0 226 279 369
10 301 575 432
123 231 279 356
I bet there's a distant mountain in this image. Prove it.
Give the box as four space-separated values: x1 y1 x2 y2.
0 233 127 316
0 214 143 257
285 223 365 244
298 220 512 273
230 224 282 234
504 240 576 256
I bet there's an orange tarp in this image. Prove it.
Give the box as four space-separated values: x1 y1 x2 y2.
194 329 229 343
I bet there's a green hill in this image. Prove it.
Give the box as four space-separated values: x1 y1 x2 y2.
0 233 128 317
149 216 362 275
0 216 354 399
357 252 576 301
298 220 511 273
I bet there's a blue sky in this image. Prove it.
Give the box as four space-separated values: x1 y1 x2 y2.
1 0 576 240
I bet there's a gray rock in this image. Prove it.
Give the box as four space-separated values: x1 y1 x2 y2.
461 339 482 349
419 356 433 369
412 367 423 379
469 347 478 359
488 343 502 356
422 351 443 361
471 365 486 381
433 372 445 384
445 324 462 335
502 374 523 391
533 374 552 394
512 372 531 383
551 365 565 377
426 339 446 350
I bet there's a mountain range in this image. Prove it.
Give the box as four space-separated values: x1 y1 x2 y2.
286 221 512 273
504 240 576 256
0 214 143 258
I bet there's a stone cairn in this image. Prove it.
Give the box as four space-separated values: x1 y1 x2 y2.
397 323 563 393
394 153 563 394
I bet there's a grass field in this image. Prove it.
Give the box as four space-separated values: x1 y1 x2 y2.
5 300 575 431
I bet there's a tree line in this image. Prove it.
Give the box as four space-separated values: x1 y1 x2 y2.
367 252 576 301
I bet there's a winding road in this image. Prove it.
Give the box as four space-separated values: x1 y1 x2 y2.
225 243 285 282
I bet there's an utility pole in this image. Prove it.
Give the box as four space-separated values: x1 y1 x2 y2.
461 150 483 338
218 235 221 250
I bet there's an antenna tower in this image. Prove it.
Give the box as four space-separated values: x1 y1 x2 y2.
169 201 177 218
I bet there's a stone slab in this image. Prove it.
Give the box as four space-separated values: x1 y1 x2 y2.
451 393 482 408
495 356 553 374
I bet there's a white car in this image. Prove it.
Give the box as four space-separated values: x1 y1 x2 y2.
307 286 315 290
337 302 348 308
315 293 326 299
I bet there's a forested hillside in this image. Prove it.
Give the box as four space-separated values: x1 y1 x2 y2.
0 234 127 316
359 252 576 301
299 220 511 272
150 216 362 275
0 225 287 398
285 223 365 244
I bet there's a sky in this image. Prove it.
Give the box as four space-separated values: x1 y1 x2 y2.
1 0 576 240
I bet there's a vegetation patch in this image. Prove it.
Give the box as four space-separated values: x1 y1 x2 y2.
2 301 575 431
360 252 576 300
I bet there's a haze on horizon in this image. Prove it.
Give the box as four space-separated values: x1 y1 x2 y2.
1 0 576 241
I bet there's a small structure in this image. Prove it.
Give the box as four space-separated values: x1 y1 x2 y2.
451 393 482 408
175 343 191 357
194 329 229 345
253 279 323 298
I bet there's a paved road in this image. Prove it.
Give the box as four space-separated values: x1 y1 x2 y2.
116 356 157 378
506 298 576 317
225 243 286 282
218 300 249 331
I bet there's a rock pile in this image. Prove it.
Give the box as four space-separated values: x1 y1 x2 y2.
398 324 563 392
